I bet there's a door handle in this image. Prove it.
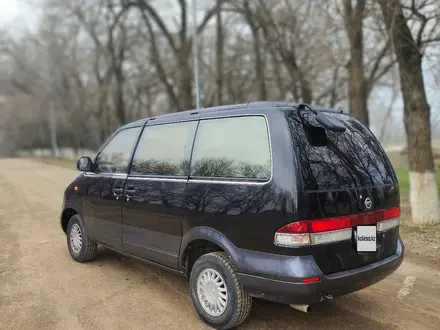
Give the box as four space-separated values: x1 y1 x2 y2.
125 186 136 196
113 187 123 196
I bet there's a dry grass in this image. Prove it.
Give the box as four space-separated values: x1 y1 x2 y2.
400 223 440 265
398 191 440 264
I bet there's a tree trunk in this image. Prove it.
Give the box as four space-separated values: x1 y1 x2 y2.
179 44 193 110
378 0 439 224
114 69 126 125
215 0 224 105
243 0 267 100
269 49 286 99
252 28 267 100
343 0 369 127
48 101 59 158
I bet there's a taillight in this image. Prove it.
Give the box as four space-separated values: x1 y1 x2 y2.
274 206 400 248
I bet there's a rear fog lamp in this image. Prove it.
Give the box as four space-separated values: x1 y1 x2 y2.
301 277 320 284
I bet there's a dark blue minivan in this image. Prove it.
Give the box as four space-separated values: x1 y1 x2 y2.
60 102 404 329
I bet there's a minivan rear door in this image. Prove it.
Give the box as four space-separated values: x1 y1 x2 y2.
286 110 400 275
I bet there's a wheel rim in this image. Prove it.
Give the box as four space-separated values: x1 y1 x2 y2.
196 268 228 317
70 223 82 254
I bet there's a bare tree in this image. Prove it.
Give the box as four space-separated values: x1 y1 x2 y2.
215 0 224 105
378 0 439 224
240 0 267 100
255 0 312 103
127 0 226 111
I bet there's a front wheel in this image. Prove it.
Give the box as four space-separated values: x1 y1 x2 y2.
189 252 252 329
66 214 97 262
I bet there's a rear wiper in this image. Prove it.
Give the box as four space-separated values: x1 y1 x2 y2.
297 103 346 133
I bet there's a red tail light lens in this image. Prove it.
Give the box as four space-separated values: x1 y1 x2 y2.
384 206 400 219
275 220 308 234
308 216 350 233
274 206 401 248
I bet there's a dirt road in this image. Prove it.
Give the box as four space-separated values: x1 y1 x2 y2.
1 158 440 330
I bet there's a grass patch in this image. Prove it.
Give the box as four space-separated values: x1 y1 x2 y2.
394 166 440 190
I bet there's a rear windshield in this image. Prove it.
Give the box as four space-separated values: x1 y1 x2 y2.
286 111 395 191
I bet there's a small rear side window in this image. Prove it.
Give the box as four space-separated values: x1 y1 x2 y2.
130 121 198 176
190 116 271 180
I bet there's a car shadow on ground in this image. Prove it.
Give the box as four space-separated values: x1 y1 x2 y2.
92 247 390 330
242 299 390 329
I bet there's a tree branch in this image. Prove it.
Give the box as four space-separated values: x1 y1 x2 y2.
411 0 428 48
197 0 229 34
367 39 392 86
130 0 178 54
140 9 180 111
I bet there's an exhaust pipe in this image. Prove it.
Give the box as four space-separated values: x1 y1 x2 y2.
290 304 311 313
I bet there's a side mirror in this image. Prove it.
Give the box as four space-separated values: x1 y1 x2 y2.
77 156 93 172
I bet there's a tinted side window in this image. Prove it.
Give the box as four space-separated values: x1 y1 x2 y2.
95 127 142 174
130 121 198 176
191 116 271 180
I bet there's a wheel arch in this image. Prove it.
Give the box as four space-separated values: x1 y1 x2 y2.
60 208 80 234
179 227 240 277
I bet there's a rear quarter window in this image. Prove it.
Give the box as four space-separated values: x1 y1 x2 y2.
190 116 271 181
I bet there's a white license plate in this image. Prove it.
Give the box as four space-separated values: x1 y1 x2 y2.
356 225 377 252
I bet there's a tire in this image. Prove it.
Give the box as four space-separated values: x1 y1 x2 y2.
66 214 97 262
189 252 252 329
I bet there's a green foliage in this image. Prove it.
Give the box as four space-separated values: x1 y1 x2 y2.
394 166 440 190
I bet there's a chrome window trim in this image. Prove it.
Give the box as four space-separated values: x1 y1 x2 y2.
188 178 270 186
84 172 128 179
126 176 187 183
124 176 269 185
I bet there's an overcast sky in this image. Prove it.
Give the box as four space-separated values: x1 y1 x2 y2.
0 0 21 24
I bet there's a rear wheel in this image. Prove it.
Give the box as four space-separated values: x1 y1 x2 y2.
189 252 252 329
67 214 97 262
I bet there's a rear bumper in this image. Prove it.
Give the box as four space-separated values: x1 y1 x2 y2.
236 238 404 304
